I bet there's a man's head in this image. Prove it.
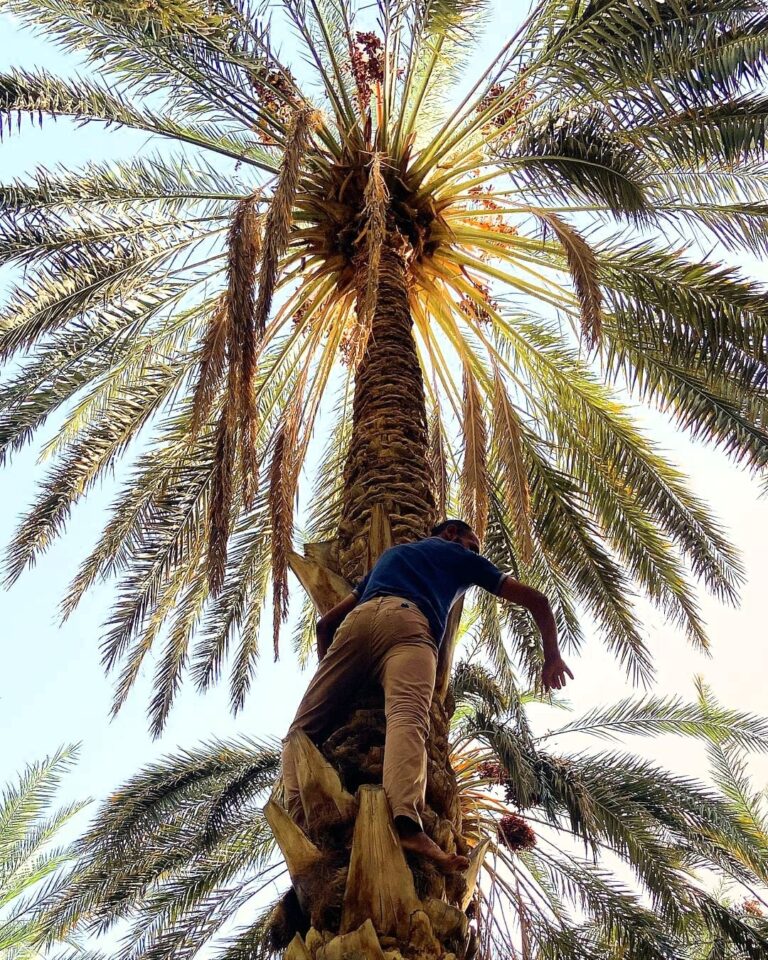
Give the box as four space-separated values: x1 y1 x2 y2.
431 519 481 554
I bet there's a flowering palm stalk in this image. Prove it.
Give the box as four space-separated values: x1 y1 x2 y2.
1 0 767 726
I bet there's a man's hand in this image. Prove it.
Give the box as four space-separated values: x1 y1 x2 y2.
498 576 574 693
315 592 360 662
316 620 332 662
542 653 574 692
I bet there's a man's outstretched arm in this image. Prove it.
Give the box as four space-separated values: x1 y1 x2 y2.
497 576 573 691
315 593 359 660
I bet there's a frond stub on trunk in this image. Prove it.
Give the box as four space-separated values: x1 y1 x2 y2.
263 799 322 910
288 550 351 615
367 501 394 568
460 837 491 911
435 597 466 701
340 785 420 938
316 919 387 960
285 933 312 960
286 729 357 830
423 898 469 948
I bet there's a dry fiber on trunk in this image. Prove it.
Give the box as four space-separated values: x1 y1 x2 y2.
336 240 436 581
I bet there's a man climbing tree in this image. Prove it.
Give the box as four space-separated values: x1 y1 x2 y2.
282 519 573 873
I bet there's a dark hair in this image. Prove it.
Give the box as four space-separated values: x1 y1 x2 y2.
431 519 473 537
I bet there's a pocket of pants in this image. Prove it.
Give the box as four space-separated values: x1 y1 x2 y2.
330 605 365 647
384 607 434 647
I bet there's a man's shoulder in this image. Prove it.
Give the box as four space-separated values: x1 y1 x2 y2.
408 537 472 566
405 536 453 554
384 536 463 560
388 536 437 551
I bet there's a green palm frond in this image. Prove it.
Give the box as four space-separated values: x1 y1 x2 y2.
539 693 768 750
0 68 274 169
0 747 87 960
451 682 768 959
39 738 280 946
509 108 652 217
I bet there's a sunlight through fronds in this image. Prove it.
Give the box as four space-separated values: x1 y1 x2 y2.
0 0 766 720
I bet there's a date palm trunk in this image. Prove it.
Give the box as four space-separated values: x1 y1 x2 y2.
336 241 436 578
272 236 481 960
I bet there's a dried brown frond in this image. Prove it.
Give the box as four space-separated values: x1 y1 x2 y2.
268 428 289 660
191 195 262 442
491 369 534 564
268 378 306 659
255 107 314 336
228 193 264 494
428 404 449 519
201 194 264 595
190 294 228 436
207 414 237 597
349 153 390 367
460 362 489 542
537 211 603 349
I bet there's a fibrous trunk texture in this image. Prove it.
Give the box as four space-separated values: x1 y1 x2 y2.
273 237 479 959
272 717 479 960
337 240 436 580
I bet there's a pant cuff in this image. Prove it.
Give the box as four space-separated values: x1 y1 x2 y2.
391 807 423 831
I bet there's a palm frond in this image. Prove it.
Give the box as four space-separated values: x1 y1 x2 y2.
540 694 768 751
460 360 489 540
490 368 534 564
0 67 275 169
254 107 314 334
533 210 602 347
506 108 651 218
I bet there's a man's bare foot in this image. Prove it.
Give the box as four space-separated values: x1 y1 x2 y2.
398 829 470 874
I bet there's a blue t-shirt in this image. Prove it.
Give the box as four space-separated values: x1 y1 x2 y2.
353 537 506 646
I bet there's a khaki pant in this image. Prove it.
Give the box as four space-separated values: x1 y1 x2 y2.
282 596 438 828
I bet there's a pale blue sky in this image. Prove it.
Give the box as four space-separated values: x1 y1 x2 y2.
1 1 766 832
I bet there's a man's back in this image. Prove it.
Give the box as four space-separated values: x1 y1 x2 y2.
355 536 505 645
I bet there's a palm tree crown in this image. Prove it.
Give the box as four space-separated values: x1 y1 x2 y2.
1 0 767 730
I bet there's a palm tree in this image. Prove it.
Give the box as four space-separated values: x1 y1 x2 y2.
0 746 87 960
37 685 768 960
2 0 768 954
